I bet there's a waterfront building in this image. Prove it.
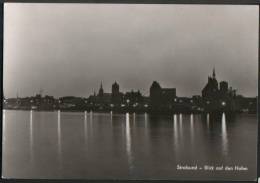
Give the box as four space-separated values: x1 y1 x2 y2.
3 71 256 113
59 96 85 110
149 81 176 110
202 68 219 99
88 82 112 109
124 90 143 106
161 88 176 105
112 81 119 95
150 81 162 108
98 82 104 97
111 81 123 105
201 68 237 112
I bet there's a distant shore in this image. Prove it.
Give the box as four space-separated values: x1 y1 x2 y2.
3 108 256 115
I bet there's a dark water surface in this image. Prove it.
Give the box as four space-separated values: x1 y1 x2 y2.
2 110 257 180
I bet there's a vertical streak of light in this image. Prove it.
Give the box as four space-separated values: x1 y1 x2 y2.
144 112 148 138
190 113 195 156
29 110 33 163
110 111 113 127
90 111 93 138
190 114 194 141
57 110 62 169
221 112 228 157
143 112 149 167
179 113 183 139
173 114 179 160
133 112 136 128
125 113 133 171
207 113 210 130
84 111 87 146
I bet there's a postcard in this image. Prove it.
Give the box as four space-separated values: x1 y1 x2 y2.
2 3 258 181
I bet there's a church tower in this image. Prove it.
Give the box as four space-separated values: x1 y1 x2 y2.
202 68 219 98
98 82 104 97
112 81 119 95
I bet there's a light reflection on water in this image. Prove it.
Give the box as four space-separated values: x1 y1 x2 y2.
173 114 179 160
133 113 136 127
110 111 113 126
190 114 194 146
206 113 210 130
179 113 183 140
84 111 87 146
90 111 93 138
144 112 148 138
222 113 228 157
57 110 62 169
190 114 194 138
2 110 257 180
125 113 133 172
29 110 33 163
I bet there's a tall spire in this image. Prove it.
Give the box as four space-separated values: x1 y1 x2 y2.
213 67 216 79
98 81 104 96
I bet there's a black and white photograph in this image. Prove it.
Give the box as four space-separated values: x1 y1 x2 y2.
2 3 259 181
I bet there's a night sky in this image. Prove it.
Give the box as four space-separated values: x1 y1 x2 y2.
3 4 258 98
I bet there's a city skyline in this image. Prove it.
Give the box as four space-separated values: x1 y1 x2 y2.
4 68 258 99
3 4 258 98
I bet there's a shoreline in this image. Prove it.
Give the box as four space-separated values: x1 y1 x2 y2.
2 108 256 115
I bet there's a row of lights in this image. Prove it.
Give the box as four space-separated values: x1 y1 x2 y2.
206 100 226 106
4 98 227 107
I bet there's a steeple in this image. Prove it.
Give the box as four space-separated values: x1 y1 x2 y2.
98 81 104 96
213 67 216 79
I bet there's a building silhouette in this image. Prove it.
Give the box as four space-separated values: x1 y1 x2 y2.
201 68 237 112
88 82 112 108
124 90 143 105
150 81 162 108
112 81 119 95
111 81 123 105
202 68 219 99
150 81 176 110
98 82 104 97
3 68 257 114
